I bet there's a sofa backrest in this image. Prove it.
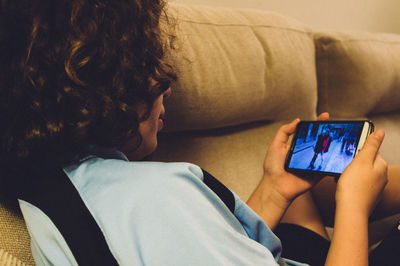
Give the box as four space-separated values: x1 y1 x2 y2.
163 3 318 131
315 31 400 118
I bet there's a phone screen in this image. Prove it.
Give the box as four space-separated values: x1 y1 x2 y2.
285 121 372 176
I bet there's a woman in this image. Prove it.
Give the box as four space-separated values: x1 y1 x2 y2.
0 0 395 265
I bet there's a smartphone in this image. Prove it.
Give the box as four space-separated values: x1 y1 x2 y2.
284 120 374 177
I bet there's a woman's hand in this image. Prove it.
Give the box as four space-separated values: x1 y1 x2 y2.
335 130 388 217
262 112 329 203
247 113 329 229
326 130 388 266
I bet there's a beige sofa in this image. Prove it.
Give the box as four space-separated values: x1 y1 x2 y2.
1 3 400 265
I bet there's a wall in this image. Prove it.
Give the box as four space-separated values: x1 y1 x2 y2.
172 0 400 34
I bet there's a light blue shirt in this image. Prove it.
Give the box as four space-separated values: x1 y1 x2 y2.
19 152 307 265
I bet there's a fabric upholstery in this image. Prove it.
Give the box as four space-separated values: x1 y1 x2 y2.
163 4 318 131
0 248 26 266
369 112 400 165
0 203 34 265
315 31 400 118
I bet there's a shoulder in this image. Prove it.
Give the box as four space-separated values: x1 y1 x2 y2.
63 159 210 216
65 159 204 191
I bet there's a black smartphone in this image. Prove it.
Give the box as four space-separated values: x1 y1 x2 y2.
284 120 374 177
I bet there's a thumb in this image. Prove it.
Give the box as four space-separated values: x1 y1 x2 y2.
272 118 300 145
357 130 385 163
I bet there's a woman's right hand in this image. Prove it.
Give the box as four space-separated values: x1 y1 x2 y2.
326 130 388 266
335 130 388 218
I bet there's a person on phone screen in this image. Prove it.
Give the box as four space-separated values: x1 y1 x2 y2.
341 130 350 152
0 1 399 266
309 130 332 170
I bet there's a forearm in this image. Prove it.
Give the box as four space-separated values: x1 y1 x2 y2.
246 178 290 230
325 208 369 266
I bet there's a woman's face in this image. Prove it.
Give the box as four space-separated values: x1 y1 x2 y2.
121 87 172 161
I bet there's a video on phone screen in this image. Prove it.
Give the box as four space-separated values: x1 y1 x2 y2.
288 122 364 174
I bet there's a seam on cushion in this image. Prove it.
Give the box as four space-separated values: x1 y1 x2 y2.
315 37 400 45
179 19 312 36
251 28 271 99
315 41 330 115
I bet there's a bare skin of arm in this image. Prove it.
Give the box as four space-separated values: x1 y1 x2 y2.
325 130 387 265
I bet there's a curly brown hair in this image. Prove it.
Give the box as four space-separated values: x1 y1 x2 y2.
0 0 176 166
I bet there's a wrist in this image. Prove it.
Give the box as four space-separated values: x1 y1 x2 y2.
247 178 291 230
335 192 373 219
261 176 292 208
262 171 306 203
257 177 293 219
335 202 370 222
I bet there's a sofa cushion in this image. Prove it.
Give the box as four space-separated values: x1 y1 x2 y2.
163 4 317 131
369 112 400 165
315 31 400 118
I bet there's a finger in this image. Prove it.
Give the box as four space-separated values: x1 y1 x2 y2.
358 130 385 163
317 112 329 121
272 118 300 145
